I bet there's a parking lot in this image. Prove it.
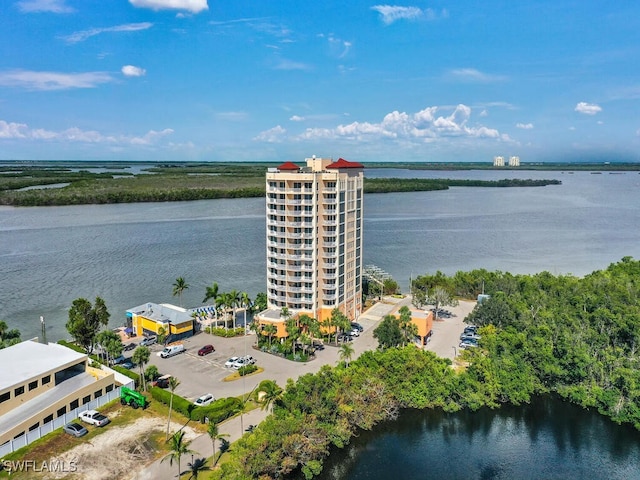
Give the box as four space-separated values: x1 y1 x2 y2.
122 298 476 403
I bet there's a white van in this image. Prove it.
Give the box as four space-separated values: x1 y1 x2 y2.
158 343 185 358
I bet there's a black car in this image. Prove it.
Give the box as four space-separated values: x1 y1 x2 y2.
120 360 136 369
337 333 353 342
312 341 325 350
350 322 364 332
123 342 137 351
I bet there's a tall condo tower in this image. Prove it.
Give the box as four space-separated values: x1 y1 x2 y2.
262 156 364 326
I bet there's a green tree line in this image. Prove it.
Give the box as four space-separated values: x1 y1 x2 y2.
212 257 640 479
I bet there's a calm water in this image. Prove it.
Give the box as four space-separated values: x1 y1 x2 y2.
1 169 639 341
313 396 640 480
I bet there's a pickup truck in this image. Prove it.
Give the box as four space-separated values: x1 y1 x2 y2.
79 409 110 427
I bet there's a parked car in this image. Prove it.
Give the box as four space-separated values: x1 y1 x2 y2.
349 328 360 337
152 374 172 388
120 360 135 369
337 333 353 342
232 355 256 369
123 342 137 351
350 322 364 332
158 343 185 358
312 340 325 350
63 422 88 437
139 335 157 347
460 332 481 341
111 355 126 365
194 393 215 407
459 339 478 349
79 410 110 427
225 356 239 368
198 344 215 356
463 325 478 334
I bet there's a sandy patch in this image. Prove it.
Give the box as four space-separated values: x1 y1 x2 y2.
48 416 198 480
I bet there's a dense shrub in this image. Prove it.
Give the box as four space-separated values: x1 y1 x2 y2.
207 327 245 337
190 397 243 423
149 387 195 418
238 365 258 376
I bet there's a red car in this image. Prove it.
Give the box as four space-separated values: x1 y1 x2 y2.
198 344 215 356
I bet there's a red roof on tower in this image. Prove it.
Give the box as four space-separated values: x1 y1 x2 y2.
277 161 300 171
326 158 364 169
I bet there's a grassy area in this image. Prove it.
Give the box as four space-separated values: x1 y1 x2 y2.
0 396 200 479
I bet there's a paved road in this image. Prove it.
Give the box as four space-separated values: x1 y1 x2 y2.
131 296 476 479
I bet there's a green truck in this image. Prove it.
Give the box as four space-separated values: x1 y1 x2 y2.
120 386 148 409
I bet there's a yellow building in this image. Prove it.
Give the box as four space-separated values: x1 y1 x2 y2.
0 341 120 448
126 302 195 343
257 156 364 337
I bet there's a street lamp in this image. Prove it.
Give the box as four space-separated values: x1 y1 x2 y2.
40 316 47 344
452 346 457 359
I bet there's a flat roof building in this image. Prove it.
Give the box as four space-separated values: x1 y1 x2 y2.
259 156 364 335
0 341 119 447
126 302 195 343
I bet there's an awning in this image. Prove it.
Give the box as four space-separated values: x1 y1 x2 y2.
124 327 134 334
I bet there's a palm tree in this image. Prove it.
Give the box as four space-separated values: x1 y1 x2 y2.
161 430 194 478
285 317 300 357
166 376 181 439
173 277 189 307
132 345 151 391
339 342 355 367
240 291 251 333
259 379 283 412
207 423 229 467
216 292 233 329
229 289 241 330
264 323 277 348
321 317 333 344
182 457 209 479
202 281 219 304
253 292 268 312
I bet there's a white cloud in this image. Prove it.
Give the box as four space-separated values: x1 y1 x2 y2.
371 5 447 25
273 59 312 71
121 65 147 77
575 102 602 115
479 110 488 117
448 68 507 83
253 125 286 143
61 22 153 44
216 111 248 121
290 115 305 122
0 118 174 146
130 129 174 145
0 69 113 90
17 0 74 13
0 120 28 138
256 104 507 147
129 0 208 13
516 123 534 129
326 34 352 58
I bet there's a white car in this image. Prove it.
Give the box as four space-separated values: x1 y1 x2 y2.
233 355 256 369
79 409 110 427
194 393 215 407
349 329 360 337
225 356 239 368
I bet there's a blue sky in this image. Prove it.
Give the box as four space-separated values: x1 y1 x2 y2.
1 0 639 163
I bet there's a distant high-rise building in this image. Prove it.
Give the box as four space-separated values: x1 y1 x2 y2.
493 156 505 167
258 156 364 334
509 156 520 167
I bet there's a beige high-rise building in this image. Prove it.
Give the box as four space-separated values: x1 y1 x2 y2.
258 156 364 334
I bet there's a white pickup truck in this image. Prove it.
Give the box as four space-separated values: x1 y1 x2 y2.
79 409 110 427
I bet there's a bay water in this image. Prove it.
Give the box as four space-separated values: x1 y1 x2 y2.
1 169 639 342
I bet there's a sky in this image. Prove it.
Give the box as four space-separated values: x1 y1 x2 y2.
1 0 639 163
